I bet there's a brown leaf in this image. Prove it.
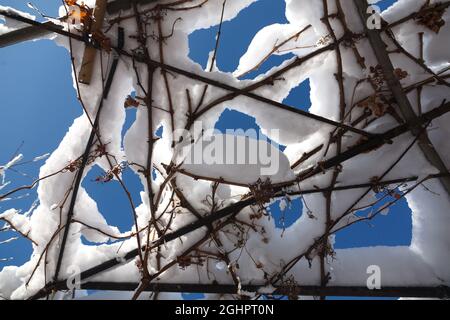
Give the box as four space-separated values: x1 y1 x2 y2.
416 3 447 33
394 68 408 80
124 96 140 109
357 94 388 117
64 0 78 6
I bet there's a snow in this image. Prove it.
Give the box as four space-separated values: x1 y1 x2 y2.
0 266 21 298
0 237 18 245
279 198 288 212
0 5 35 27
0 209 31 240
215 261 227 271
1 0 450 300
180 134 295 184
329 246 441 286
32 153 50 162
0 154 23 189
0 5 37 36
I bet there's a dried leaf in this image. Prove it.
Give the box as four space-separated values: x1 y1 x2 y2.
124 96 140 109
249 178 274 206
357 94 389 117
64 0 78 6
416 3 447 33
394 68 408 80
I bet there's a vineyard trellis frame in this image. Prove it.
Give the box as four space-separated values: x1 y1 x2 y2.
1 0 450 300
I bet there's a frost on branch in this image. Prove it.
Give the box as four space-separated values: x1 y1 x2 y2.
0 0 450 300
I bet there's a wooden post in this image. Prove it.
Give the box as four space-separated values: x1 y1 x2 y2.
78 0 107 85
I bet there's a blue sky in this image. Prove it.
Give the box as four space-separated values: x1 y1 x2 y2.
0 0 402 298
